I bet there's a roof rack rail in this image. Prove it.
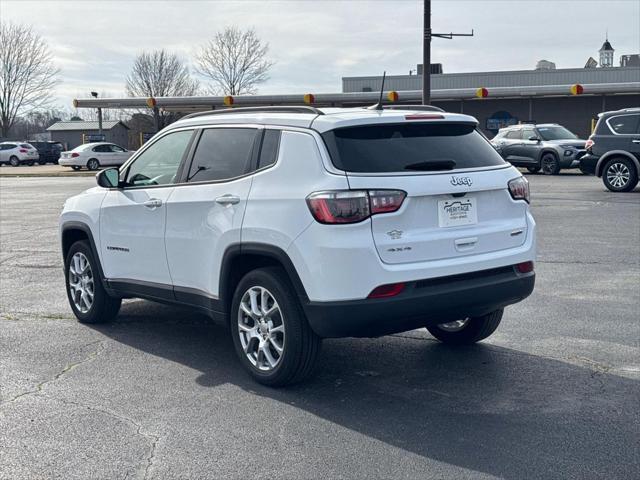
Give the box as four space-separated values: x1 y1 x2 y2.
182 106 325 120
383 104 445 113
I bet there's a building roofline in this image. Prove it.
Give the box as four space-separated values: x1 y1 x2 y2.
342 65 639 82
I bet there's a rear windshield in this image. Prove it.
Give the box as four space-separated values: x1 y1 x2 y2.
20 144 32 148
322 123 506 172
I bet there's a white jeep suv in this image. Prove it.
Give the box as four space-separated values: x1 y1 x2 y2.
60 106 536 386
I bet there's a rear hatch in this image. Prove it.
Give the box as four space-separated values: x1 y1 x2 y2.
322 120 529 264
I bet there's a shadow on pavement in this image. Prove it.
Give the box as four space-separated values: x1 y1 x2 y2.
93 300 639 480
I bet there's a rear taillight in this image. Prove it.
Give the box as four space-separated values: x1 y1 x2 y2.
369 190 406 214
71 152 80 158
368 282 406 299
19 148 27 153
515 261 534 273
306 190 406 224
585 139 594 152
508 176 530 203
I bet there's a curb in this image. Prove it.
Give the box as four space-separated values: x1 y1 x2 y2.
0 173 95 178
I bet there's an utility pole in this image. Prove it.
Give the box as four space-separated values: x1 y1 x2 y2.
422 0 474 105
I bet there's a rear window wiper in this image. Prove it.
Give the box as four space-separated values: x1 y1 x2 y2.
403 160 456 171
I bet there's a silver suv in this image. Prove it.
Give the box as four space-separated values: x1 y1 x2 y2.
491 123 587 175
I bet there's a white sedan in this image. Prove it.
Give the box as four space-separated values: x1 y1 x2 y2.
59 142 133 171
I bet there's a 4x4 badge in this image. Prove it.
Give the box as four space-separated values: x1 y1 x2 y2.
450 176 473 187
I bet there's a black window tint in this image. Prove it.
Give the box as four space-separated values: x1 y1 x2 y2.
322 123 506 172
506 130 521 139
125 130 193 187
93 144 110 152
608 115 640 134
188 128 256 182
110 145 125 152
258 130 281 169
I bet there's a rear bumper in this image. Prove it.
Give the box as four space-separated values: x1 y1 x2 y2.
303 265 535 338
579 154 599 175
58 158 82 166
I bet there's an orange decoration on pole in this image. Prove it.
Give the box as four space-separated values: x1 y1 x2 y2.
303 94 315 104
475 87 489 98
387 91 399 102
223 96 234 106
146 97 157 108
570 84 583 95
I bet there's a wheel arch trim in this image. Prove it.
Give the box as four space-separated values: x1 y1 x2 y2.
595 150 640 177
219 243 309 313
60 221 106 282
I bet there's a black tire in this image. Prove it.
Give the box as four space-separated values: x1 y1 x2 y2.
541 153 560 175
526 166 540 174
9 156 20 167
71 165 82 171
230 267 321 387
64 240 121 324
426 309 503 345
602 157 638 192
26 161 34 166
87 158 100 171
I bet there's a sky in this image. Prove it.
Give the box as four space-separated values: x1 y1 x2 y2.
1 0 639 111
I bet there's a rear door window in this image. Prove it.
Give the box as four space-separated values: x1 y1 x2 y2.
322 123 506 172
506 130 522 139
187 128 257 182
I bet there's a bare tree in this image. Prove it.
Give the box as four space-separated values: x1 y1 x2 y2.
126 50 199 130
196 27 274 95
0 22 60 138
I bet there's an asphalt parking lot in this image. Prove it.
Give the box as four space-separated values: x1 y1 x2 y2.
1 173 639 480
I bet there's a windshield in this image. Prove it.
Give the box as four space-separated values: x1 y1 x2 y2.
322 123 506 172
537 126 577 140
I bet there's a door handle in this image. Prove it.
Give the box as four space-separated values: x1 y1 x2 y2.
215 194 240 205
632 139 640 144
455 237 478 249
143 198 163 209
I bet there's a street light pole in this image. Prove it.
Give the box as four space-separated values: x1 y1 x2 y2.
421 0 474 106
422 0 431 105
91 91 102 136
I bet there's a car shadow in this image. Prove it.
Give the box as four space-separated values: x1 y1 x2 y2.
92 300 639 479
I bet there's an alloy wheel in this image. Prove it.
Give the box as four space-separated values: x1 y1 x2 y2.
437 318 470 332
68 252 94 313
606 162 630 189
542 155 557 175
237 286 285 372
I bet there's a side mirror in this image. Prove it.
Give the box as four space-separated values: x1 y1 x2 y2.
529 136 541 142
96 167 120 188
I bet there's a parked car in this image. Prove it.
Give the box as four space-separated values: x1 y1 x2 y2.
59 106 536 386
28 141 64 164
491 123 587 175
59 142 133 171
0 142 39 166
580 108 640 192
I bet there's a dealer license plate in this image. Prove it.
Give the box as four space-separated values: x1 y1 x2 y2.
438 197 477 228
